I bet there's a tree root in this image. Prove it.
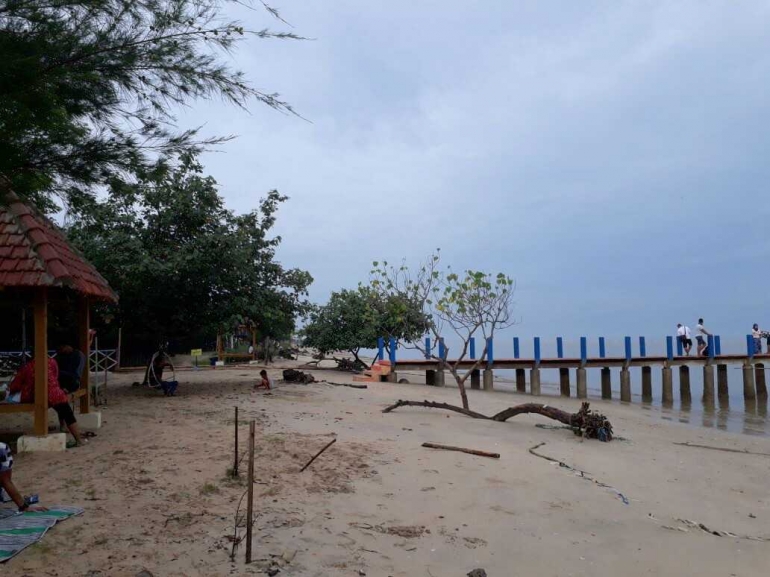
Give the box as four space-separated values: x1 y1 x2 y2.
382 399 613 441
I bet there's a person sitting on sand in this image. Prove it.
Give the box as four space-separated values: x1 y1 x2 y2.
255 370 273 391
0 442 47 512
9 357 86 447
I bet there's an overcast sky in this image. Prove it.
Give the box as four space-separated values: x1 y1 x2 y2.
180 1 770 353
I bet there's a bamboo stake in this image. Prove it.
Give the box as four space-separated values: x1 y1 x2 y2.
245 420 255 564
233 407 239 477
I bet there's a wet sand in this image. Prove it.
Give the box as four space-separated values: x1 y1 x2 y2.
4 364 770 576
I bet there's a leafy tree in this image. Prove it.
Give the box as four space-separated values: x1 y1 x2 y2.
302 287 428 369
0 0 302 210
67 152 312 355
302 289 376 368
368 252 516 410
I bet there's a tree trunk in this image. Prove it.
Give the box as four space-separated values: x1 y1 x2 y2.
381 400 613 441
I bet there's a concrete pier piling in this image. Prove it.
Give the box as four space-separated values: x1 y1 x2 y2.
434 370 445 387
470 369 480 390
641 366 652 402
426 370 435 386
620 368 631 402
601 368 612 400
530 368 541 396
515 368 526 393
717 364 729 398
662 366 673 405
679 366 692 405
559 368 570 397
576 368 587 399
742 363 756 400
703 364 715 403
756 363 767 397
482 369 494 391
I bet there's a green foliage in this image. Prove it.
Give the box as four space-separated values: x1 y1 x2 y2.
367 251 516 410
0 0 302 210
67 151 312 349
302 287 427 364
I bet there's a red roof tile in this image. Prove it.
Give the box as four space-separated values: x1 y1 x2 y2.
0 186 118 302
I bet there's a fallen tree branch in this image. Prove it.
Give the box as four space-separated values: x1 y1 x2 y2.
300 437 337 472
673 442 770 457
422 442 500 459
382 400 613 441
322 380 368 389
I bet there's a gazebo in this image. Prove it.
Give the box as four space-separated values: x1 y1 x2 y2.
0 185 117 449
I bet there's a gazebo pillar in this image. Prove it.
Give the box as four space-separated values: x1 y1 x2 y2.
33 288 48 436
18 288 65 451
78 296 90 414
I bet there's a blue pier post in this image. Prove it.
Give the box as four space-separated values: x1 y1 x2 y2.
483 337 494 391
640 336 651 401
704 334 717 402
557 337 569 396
662 336 674 404
531 337 542 396
599 337 606 359
425 336 436 385
744 335 757 401
599 336 610 399
676 336 683 357
469 337 481 390
577 336 588 398
708 335 715 359
715 335 722 356
438 337 446 360
389 337 397 364
620 336 632 402
513 337 525 392
377 337 384 361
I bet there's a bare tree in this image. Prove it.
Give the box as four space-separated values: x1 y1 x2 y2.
368 250 516 410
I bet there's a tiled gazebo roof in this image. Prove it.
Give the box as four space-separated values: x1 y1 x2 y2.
0 189 117 302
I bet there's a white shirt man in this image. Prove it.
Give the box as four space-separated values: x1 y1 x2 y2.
676 324 692 355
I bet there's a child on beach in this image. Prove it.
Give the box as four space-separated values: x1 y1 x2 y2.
254 370 273 391
0 443 47 512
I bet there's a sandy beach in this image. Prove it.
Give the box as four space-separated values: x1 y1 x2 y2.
4 362 770 577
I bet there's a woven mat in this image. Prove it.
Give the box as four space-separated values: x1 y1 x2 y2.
0 507 83 562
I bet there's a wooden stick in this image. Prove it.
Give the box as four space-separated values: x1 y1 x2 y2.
233 407 239 477
245 420 255 564
422 442 500 459
300 438 337 472
673 442 770 457
322 380 368 389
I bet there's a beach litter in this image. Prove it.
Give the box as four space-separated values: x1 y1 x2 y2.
421 442 500 459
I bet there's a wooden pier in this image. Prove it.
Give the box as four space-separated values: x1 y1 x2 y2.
377 335 770 405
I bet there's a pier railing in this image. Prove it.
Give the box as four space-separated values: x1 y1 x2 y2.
375 335 769 405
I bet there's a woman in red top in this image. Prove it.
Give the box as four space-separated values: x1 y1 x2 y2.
9 358 85 446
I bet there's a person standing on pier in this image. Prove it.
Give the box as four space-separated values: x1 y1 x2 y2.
752 324 762 354
677 323 693 355
695 318 711 356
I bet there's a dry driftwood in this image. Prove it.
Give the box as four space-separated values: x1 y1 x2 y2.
383 400 613 441
422 442 500 459
300 437 337 472
322 380 368 390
